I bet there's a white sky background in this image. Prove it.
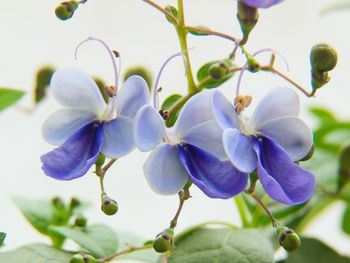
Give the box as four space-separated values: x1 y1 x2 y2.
0 0 350 259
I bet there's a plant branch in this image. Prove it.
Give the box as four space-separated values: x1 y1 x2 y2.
185 26 238 43
170 188 190 228
99 244 153 262
142 0 178 25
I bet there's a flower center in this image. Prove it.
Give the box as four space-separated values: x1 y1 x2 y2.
101 96 116 121
238 115 257 136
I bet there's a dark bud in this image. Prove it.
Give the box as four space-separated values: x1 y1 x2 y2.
311 43 338 72
70 253 97 263
278 227 301 252
74 215 87 227
101 195 118 216
299 144 315 162
208 62 229 80
55 1 79 21
153 228 174 253
311 70 330 90
52 197 65 210
237 2 259 43
69 197 81 209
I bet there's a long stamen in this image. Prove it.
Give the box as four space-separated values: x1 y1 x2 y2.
153 50 190 110
236 48 289 96
75 36 120 89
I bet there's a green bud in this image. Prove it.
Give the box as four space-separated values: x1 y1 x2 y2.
95 154 106 167
299 144 315 162
123 66 153 90
237 2 259 42
153 228 174 253
70 253 97 263
278 227 301 252
311 70 330 90
164 5 178 23
52 197 65 210
310 43 338 72
208 62 229 80
74 215 87 227
101 196 118 216
55 1 79 21
247 56 260 73
69 197 80 209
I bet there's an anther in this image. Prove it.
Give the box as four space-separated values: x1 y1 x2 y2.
104 85 117 97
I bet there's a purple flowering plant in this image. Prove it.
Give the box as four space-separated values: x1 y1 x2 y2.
3 0 350 263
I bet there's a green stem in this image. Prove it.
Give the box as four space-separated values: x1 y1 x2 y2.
234 194 250 227
250 194 269 227
99 244 153 262
176 0 197 94
295 197 335 233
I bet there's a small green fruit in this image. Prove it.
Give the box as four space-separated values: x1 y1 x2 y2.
101 196 118 216
310 43 338 72
278 227 301 252
74 215 87 227
208 62 229 80
153 228 174 253
55 1 79 21
70 253 97 263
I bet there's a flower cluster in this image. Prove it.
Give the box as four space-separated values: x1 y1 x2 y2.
41 57 315 206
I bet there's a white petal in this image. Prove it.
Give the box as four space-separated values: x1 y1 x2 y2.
42 109 96 145
259 116 313 161
134 105 166 152
211 90 239 130
101 116 135 158
143 144 189 195
250 87 300 129
174 90 215 137
222 128 257 173
116 75 150 118
183 120 227 160
50 68 106 116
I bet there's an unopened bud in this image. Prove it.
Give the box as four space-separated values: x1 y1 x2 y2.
278 227 301 252
52 197 65 210
165 5 178 23
74 215 87 227
311 43 338 72
101 195 118 216
237 2 259 42
69 197 80 209
208 62 229 80
55 1 79 21
153 228 174 253
311 70 330 90
70 253 97 263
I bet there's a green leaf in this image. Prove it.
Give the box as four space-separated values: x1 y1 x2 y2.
197 59 234 89
34 66 55 104
13 196 53 235
321 1 350 15
161 94 182 127
309 107 337 125
0 232 6 246
0 88 25 112
49 224 118 258
342 205 350 235
0 244 72 263
188 25 210 36
283 237 350 263
168 228 275 263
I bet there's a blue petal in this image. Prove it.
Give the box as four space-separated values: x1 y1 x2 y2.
143 144 189 195
211 90 239 130
253 136 315 205
241 0 283 8
116 75 150 118
41 122 103 180
101 116 135 158
179 144 248 199
134 105 166 152
222 128 257 173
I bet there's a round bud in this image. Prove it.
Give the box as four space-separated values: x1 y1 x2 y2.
278 227 301 252
74 215 87 227
310 43 338 72
208 63 229 80
52 197 65 209
153 228 174 253
55 1 79 21
101 196 118 216
69 197 80 209
70 253 97 263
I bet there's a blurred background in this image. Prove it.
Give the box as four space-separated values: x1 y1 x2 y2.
0 0 349 257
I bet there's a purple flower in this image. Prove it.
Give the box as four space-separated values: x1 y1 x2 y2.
240 0 284 8
134 90 248 198
41 68 149 180
212 87 315 205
